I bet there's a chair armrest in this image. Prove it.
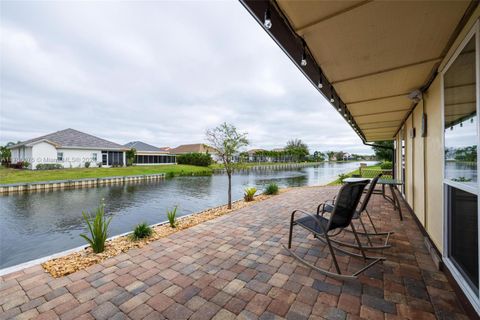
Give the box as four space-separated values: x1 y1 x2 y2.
291 209 328 233
317 203 327 216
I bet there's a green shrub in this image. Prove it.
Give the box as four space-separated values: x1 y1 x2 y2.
10 161 24 169
167 206 178 228
264 183 279 195
22 161 30 169
452 176 472 182
176 153 212 167
84 161 91 168
36 163 63 170
338 173 349 183
132 222 153 240
244 187 257 202
126 148 136 167
380 161 393 170
80 202 112 253
166 171 175 179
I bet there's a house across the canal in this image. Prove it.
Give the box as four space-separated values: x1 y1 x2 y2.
8 128 127 169
124 141 176 165
169 143 220 162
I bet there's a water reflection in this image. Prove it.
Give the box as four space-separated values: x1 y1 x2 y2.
445 161 477 185
0 161 372 268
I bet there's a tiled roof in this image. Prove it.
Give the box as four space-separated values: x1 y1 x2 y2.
124 141 163 152
169 144 217 154
9 128 126 150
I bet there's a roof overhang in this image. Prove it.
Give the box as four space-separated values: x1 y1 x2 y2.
58 146 128 151
240 0 477 142
9 139 61 149
136 151 172 155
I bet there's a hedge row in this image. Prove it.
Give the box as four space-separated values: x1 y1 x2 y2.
176 153 212 167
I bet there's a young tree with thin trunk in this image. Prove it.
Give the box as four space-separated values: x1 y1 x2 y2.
206 123 248 209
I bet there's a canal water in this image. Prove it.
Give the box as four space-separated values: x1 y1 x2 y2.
0 161 372 269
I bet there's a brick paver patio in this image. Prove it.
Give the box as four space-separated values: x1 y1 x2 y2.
0 186 470 319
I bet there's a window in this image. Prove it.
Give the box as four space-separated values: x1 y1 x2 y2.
443 28 479 300
92 153 97 161
447 186 478 292
444 36 477 188
57 152 63 161
102 152 108 165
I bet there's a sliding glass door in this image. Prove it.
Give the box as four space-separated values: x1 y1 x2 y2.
443 26 479 305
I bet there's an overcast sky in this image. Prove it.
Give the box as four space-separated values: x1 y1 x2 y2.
0 1 372 154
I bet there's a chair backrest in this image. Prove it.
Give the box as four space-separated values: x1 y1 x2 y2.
327 180 369 231
357 173 383 213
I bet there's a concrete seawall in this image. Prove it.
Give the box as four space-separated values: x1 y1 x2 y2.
0 173 166 195
212 162 321 174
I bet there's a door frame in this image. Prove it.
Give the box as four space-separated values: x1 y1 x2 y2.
441 20 480 314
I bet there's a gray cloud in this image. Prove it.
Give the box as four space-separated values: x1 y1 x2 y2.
0 1 372 154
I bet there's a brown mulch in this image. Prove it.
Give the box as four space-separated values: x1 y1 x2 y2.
42 193 279 278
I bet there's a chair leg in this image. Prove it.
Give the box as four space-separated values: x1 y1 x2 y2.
358 216 373 246
288 220 294 249
365 209 378 234
351 224 367 261
345 209 393 237
283 244 357 280
284 230 385 280
324 233 341 274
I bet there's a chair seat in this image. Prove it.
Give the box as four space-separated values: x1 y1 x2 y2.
324 203 360 219
296 215 330 235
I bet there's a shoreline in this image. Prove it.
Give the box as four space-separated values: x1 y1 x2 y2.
0 164 212 186
0 165 359 275
0 190 291 278
0 173 168 195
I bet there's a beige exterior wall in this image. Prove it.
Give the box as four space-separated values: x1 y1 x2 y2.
393 13 480 254
405 114 414 206
412 102 425 226
394 76 444 251
423 76 444 250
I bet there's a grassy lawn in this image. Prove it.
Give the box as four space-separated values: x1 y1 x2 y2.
209 162 322 170
0 165 212 185
327 164 389 185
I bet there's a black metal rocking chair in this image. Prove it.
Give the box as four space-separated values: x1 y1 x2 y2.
320 174 393 250
286 181 385 280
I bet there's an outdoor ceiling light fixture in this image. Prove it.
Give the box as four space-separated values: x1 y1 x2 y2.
264 7 272 29
317 68 323 89
330 86 335 103
300 40 307 67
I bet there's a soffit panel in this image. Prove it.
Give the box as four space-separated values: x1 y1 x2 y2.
355 110 409 123
276 0 365 31
336 62 437 104
360 120 402 130
241 0 474 142
348 95 411 117
366 135 395 140
280 1 470 82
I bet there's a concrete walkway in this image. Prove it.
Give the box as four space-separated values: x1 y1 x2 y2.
0 186 469 319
